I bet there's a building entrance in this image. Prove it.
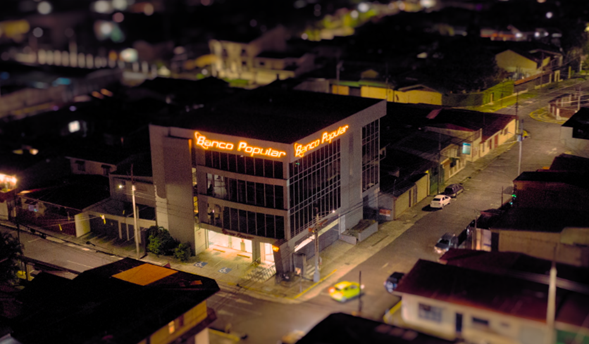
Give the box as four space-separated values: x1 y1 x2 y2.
208 230 252 257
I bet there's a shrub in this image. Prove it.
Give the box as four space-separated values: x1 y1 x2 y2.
174 242 192 262
147 227 178 256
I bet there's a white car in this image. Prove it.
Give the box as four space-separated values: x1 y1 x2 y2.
430 195 451 208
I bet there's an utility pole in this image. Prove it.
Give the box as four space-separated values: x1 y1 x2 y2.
131 164 139 259
357 270 363 315
518 119 523 176
313 208 320 283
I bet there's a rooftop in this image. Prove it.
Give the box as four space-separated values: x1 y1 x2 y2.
488 208 589 233
19 175 110 210
514 171 589 189
172 88 383 144
297 312 452 344
11 258 220 344
394 259 589 327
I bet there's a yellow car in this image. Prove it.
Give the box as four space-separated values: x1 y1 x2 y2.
328 281 364 302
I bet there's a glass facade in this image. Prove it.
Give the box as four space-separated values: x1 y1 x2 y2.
207 207 284 239
289 139 341 237
206 174 284 209
362 119 379 191
204 151 283 178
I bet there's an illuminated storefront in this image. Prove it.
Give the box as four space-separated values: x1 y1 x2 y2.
149 89 385 274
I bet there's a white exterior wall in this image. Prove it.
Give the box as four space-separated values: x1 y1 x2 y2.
401 294 552 344
150 125 197 248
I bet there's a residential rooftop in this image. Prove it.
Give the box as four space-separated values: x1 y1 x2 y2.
297 312 453 344
11 258 220 344
394 259 589 328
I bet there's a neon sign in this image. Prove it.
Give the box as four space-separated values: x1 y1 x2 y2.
194 132 286 158
294 125 349 157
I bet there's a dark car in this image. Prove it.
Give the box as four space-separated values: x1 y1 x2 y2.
443 184 464 198
384 272 405 293
434 233 459 254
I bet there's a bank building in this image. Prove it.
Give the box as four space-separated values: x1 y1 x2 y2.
149 88 385 274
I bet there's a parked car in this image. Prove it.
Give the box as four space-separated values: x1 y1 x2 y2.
384 272 405 293
443 183 464 198
430 195 451 208
328 281 364 302
434 233 459 254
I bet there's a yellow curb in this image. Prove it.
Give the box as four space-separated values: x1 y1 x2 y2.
292 269 337 299
383 300 403 324
209 329 241 342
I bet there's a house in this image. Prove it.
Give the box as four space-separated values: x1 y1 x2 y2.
379 149 431 220
9 258 220 344
495 48 562 85
16 174 111 236
423 107 517 161
561 107 589 159
388 256 589 344
387 130 462 195
208 25 317 86
296 312 452 344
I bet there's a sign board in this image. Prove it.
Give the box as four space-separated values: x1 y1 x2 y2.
462 143 471 155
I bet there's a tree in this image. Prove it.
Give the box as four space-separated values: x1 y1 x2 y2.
0 232 23 285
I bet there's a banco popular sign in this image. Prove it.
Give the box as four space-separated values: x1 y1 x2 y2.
194 125 349 159
194 132 287 158
294 125 349 158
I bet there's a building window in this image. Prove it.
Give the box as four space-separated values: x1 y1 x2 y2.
289 140 341 237
213 206 284 239
75 160 86 172
418 303 442 323
472 317 489 327
206 174 284 210
203 151 283 179
362 120 379 191
168 321 175 334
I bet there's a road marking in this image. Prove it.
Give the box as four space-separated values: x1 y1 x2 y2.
66 260 94 269
235 299 253 305
28 238 40 243
217 309 234 316
382 262 389 269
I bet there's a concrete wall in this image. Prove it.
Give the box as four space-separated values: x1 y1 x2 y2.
560 126 589 159
495 229 589 267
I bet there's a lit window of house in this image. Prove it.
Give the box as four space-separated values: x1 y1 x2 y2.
418 303 442 323
168 320 175 334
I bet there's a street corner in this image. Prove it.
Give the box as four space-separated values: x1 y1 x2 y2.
529 107 566 124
